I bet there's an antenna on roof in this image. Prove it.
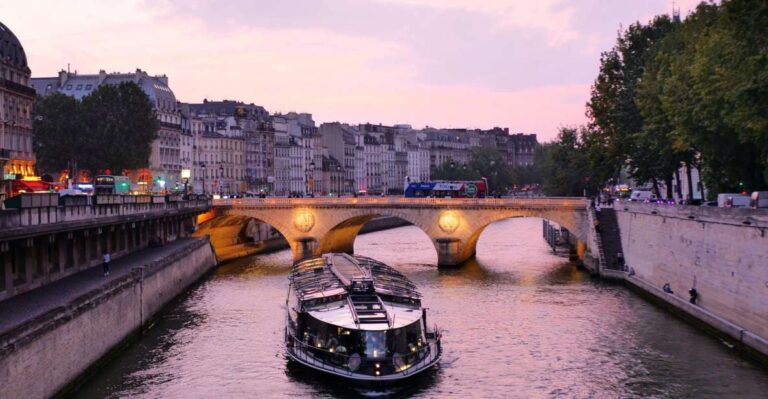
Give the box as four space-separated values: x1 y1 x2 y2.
672 0 681 22
67 63 70 73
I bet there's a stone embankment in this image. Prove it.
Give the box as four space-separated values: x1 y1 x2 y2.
607 203 768 360
0 237 218 399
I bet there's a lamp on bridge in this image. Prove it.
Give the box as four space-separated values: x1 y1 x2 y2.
438 211 460 233
294 209 315 232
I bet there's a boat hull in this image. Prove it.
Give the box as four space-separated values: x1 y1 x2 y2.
285 338 441 385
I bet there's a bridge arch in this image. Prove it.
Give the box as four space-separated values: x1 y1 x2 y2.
458 210 587 265
316 211 440 257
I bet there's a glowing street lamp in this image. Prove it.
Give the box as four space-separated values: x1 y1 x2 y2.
438 211 460 233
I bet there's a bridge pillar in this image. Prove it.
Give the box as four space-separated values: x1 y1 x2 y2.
292 238 319 261
435 238 468 267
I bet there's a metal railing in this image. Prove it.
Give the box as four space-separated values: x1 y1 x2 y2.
0 196 212 230
285 329 441 378
587 207 607 272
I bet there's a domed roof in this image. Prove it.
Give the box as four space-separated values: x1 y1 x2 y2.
0 21 29 72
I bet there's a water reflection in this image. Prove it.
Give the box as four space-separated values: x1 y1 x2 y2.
75 218 768 398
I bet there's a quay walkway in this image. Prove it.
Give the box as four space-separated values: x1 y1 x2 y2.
0 238 196 335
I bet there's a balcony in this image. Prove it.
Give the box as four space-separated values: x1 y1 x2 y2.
0 78 37 97
159 121 182 130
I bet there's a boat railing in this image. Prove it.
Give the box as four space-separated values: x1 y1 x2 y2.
286 332 441 377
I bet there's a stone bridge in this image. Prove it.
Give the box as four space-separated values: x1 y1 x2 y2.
201 197 591 266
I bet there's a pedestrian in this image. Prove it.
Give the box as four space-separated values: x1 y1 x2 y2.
689 288 698 304
103 251 111 277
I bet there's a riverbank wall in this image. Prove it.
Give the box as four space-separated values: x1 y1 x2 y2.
611 203 768 359
213 216 412 263
0 238 218 399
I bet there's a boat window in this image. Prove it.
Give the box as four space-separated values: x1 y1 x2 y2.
363 331 387 358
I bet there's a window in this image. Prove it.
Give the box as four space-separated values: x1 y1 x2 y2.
66 84 72 90
85 84 92 90
76 84 83 90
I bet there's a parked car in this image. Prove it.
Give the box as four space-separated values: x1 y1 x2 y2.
750 191 768 208
629 190 657 202
717 193 750 208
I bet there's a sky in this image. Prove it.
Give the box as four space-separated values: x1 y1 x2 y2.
4 0 704 141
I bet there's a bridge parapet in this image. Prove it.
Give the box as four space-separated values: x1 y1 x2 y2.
213 197 586 210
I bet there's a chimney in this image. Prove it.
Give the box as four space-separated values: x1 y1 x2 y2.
58 70 68 87
155 74 169 86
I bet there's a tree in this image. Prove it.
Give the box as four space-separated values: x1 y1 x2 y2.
649 0 768 194
429 147 514 194
79 82 159 172
587 15 678 191
32 93 83 173
538 127 600 197
33 81 159 174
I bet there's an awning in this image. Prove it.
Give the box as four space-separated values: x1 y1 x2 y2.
12 179 51 193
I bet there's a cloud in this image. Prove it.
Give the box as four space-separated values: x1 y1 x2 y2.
2 0 689 141
373 0 581 46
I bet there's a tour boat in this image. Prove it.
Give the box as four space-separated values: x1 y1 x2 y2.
285 253 442 383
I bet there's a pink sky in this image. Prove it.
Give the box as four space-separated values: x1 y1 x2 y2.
4 0 704 141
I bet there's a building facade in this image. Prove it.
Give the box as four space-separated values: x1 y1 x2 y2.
0 21 36 204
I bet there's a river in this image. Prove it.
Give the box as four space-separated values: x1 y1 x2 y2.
76 218 768 398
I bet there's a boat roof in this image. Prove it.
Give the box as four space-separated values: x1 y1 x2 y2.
290 254 421 302
289 254 423 331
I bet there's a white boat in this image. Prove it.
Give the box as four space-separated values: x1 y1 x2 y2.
285 253 442 383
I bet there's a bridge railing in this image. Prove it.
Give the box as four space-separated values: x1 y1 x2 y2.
0 195 212 229
213 197 588 208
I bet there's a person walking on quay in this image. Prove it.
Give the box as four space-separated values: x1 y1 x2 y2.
103 252 111 277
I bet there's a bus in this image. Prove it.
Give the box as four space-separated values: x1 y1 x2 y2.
94 175 131 195
404 180 487 198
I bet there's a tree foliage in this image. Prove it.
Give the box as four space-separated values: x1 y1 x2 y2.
542 0 768 198
652 0 768 193
538 127 602 197
33 82 159 174
430 147 516 194
587 15 679 194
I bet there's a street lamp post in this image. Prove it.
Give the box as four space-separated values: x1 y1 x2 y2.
308 160 316 197
336 165 342 196
201 162 206 196
219 165 224 196
181 169 191 197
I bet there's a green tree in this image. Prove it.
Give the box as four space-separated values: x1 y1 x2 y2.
32 93 83 173
429 147 516 194
79 82 159 172
33 81 159 174
539 127 600 197
587 15 678 192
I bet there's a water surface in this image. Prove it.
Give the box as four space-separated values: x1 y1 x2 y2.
77 218 768 398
